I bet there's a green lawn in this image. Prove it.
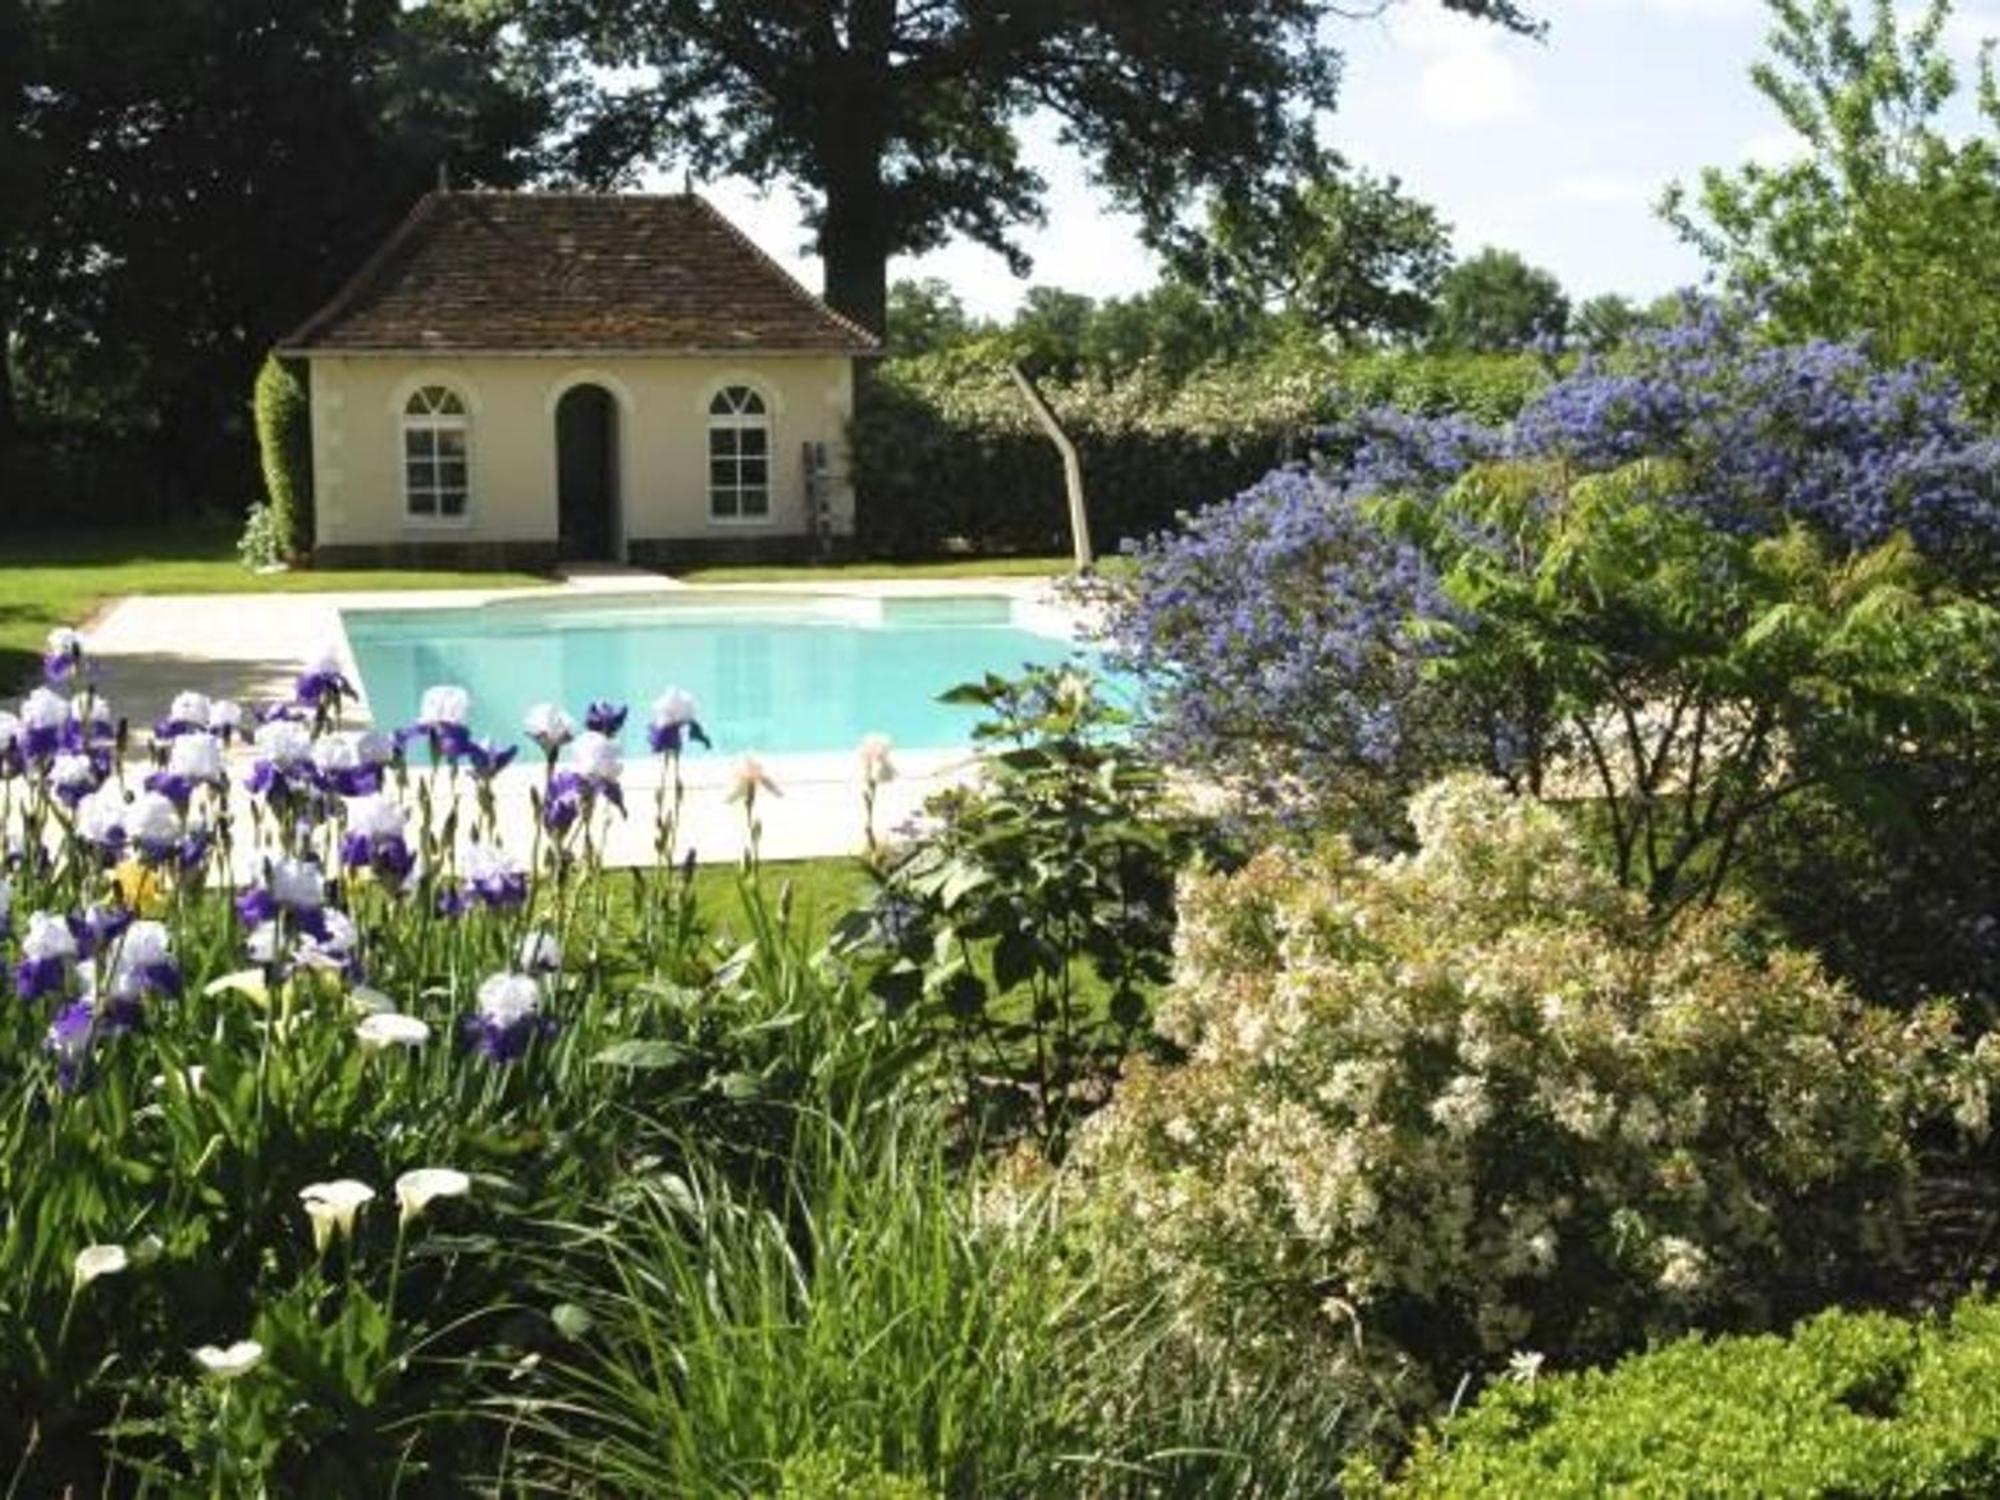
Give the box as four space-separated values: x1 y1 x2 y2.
0 522 551 691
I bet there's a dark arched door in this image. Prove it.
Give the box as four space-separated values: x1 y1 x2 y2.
556 384 618 560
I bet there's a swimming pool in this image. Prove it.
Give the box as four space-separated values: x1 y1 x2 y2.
341 592 1112 754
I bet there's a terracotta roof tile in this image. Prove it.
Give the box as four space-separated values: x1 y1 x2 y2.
283 191 880 355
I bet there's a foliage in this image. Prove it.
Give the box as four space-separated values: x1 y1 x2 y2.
250 354 312 562
1664 0 2000 416
1060 778 1994 1441
1430 247 1570 352
1356 1294 2000 1497
234 503 290 571
886 276 975 358
525 1114 1098 1497
1571 292 1652 353
1093 307 2000 899
1177 166 1455 346
0 632 916 1490
7 0 550 512
852 342 1546 557
851 666 1201 1156
525 0 1539 332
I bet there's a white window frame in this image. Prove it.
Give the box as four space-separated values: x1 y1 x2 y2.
706 384 774 527
401 385 473 527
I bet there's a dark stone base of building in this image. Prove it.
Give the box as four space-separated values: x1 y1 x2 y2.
313 534 859 574
311 540 562 572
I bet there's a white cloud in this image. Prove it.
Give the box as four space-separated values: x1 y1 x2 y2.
1390 4 1534 127
1739 129 1808 167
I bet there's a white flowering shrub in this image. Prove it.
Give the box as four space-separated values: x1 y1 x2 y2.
1065 776 1993 1401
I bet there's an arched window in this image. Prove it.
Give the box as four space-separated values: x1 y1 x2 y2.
707 385 770 522
402 385 470 521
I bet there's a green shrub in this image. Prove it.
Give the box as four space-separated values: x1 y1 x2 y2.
1058 778 1993 1428
851 344 1544 557
250 352 312 560
849 665 1206 1155
1355 1295 2000 1498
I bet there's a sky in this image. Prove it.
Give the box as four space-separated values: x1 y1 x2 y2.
691 0 1999 320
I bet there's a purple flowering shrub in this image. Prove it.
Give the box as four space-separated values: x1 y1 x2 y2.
1094 303 2000 911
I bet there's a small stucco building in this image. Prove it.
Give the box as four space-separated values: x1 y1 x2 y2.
281 190 879 569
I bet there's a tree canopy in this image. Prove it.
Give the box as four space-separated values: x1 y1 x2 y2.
523 0 1541 334
1176 167 1455 347
1662 0 2000 415
1430 247 1570 352
5 0 550 502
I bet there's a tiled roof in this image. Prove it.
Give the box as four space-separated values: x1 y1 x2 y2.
283 191 880 355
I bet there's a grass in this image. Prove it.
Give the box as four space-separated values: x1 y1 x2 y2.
0 521 550 690
683 859 875 945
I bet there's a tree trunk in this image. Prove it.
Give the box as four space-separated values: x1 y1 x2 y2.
818 171 891 338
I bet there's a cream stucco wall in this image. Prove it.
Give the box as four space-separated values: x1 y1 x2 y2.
307 354 856 553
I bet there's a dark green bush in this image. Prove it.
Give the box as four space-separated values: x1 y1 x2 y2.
850 343 1545 557
250 352 312 560
1355 1296 2000 1498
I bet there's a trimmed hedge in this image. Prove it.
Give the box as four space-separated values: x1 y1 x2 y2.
252 353 313 558
1354 1296 2000 1497
850 342 1545 557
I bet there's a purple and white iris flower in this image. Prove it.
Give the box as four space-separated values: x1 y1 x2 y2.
524 703 576 755
412 685 474 761
584 700 628 736
248 718 316 800
15 910 79 1001
149 730 227 804
73 784 129 855
647 688 710 755
19 688 68 763
43 627 86 686
156 690 212 740
516 929 562 974
465 970 554 1062
341 795 415 883
294 648 353 711
463 842 527 910
543 730 625 830
236 856 330 933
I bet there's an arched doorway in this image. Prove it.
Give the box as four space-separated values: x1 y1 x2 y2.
556 384 619 560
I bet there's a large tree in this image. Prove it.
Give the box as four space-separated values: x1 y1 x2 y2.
1429 247 1569 352
527 0 1540 335
10 0 550 500
1662 0 2000 415
1175 166 1455 346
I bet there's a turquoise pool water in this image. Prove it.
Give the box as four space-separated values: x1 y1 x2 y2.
342 593 1111 754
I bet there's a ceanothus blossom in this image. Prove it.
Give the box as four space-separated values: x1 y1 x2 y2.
465 970 554 1061
647 688 710 755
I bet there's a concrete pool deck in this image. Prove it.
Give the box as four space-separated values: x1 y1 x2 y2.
77 569 1078 865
